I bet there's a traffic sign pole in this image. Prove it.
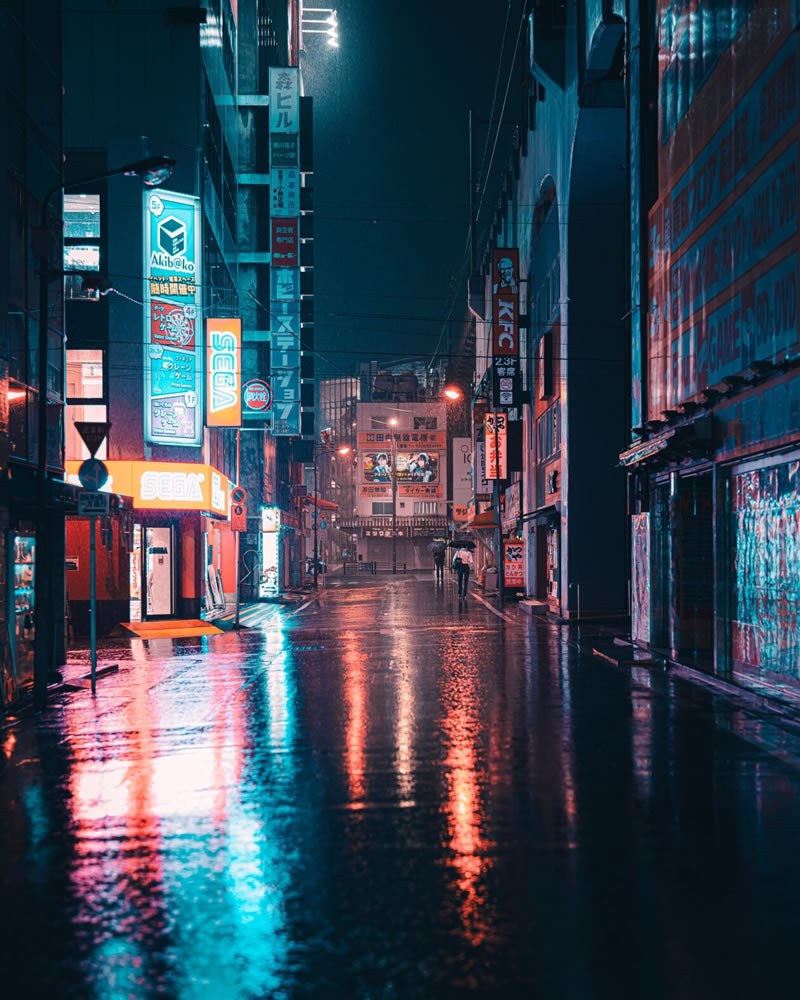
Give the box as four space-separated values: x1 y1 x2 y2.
90 514 97 695
235 429 241 630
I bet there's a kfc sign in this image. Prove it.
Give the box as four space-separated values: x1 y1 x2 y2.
492 248 521 407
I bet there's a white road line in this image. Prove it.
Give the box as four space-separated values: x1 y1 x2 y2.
286 598 316 618
471 591 516 623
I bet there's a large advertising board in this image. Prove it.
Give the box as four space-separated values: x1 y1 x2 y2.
362 451 440 482
206 318 241 427
647 2 800 420
144 190 202 446
357 431 445 450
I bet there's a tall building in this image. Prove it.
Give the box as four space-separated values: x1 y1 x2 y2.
314 376 360 564
468 2 629 615
58 0 314 626
1 0 68 705
624 0 800 687
347 398 449 571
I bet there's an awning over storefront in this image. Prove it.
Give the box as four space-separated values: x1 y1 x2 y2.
466 509 498 530
303 495 338 511
64 460 230 517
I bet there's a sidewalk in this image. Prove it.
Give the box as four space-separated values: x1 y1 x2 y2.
473 586 800 723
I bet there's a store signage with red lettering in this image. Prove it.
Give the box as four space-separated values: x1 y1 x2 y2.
492 248 521 407
271 217 299 267
504 539 525 588
242 378 273 421
484 411 508 480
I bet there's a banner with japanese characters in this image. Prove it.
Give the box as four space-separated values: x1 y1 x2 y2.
491 248 521 408
484 411 508 480
144 190 202 446
269 67 302 436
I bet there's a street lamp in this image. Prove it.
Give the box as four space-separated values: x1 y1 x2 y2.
301 7 340 47
443 385 463 400
387 417 399 574
31 154 176 709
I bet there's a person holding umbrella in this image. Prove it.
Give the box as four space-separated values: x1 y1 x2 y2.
429 540 446 585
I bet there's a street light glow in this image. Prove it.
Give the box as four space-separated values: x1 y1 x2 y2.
444 386 462 400
120 155 177 188
389 418 398 426
338 446 351 455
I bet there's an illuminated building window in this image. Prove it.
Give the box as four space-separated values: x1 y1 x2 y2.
63 193 101 300
65 349 107 460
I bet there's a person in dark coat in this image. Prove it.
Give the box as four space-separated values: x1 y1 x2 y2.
433 547 445 584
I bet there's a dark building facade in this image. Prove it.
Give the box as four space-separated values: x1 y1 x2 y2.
1 0 69 705
468 1 629 617
59 0 313 629
624 0 800 693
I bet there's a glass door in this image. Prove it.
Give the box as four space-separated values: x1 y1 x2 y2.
144 526 174 617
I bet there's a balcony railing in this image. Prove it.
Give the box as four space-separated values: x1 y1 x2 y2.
338 514 449 530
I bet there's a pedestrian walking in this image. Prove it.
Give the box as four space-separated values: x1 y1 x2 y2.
453 546 474 598
433 548 445 585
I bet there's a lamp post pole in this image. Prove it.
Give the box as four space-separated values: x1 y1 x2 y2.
313 449 319 589
492 409 504 609
391 434 397 574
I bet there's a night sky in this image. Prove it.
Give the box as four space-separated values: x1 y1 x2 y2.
303 0 527 378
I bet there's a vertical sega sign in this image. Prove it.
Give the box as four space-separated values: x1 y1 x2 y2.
492 248 521 408
206 318 242 426
144 190 202 446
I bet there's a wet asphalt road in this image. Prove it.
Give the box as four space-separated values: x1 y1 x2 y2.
3 575 800 998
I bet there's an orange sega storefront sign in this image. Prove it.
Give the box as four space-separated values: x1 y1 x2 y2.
65 461 230 516
206 317 242 426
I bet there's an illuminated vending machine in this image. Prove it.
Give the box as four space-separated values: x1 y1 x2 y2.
259 507 281 599
12 536 36 678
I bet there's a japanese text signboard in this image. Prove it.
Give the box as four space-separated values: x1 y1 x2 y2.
242 378 272 421
206 318 242 427
484 412 508 480
492 248 521 408
144 190 202 446
271 217 299 267
269 67 299 132
504 539 525 588
269 66 302 436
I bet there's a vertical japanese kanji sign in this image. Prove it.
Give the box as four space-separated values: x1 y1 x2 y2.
491 248 521 408
144 190 202 446
270 66 301 436
484 412 508 480
269 67 299 132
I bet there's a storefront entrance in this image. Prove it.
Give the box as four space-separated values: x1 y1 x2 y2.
130 522 176 620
